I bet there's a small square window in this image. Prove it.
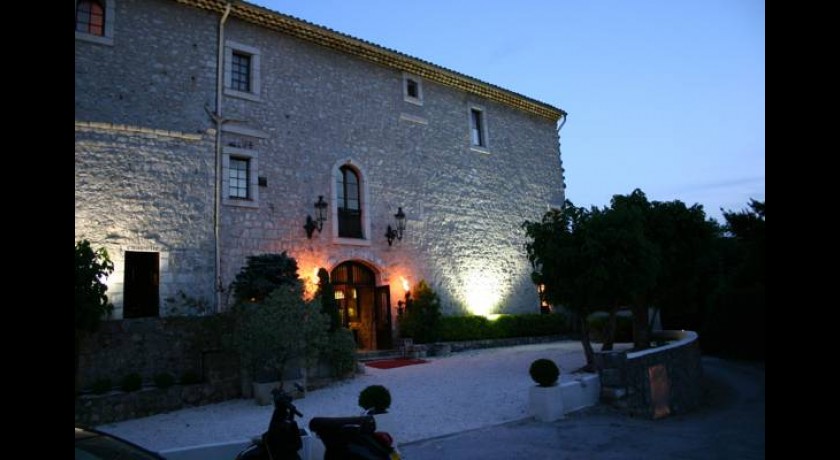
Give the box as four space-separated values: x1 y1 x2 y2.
223 147 259 208
225 41 261 101
75 0 114 46
403 73 423 105
407 79 419 98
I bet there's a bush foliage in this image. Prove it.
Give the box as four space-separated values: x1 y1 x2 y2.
438 313 569 342
398 281 442 344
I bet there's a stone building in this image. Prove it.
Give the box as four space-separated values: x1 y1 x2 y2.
75 0 567 350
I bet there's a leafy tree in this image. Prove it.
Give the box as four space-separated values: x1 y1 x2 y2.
523 202 602 369
702 199 765 359
587 190 659 350
230 252 300 304
645 200 721 334
398 280 442 344
230 283 329 383
229 253 330 385
75 240 114 390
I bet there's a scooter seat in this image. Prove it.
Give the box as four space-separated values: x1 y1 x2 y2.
309 415 376 434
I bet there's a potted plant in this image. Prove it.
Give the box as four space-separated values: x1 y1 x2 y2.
359 384 394 433
528 358 565 421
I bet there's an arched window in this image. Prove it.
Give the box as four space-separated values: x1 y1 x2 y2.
76 0 105 36
337 165 363 238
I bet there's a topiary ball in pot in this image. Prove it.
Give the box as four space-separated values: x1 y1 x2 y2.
358 384 391 414
529 358 560 387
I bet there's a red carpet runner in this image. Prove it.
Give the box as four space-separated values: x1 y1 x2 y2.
364 358 429 370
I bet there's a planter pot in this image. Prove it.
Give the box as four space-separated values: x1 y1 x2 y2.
372 412 395 434
529 384 565 422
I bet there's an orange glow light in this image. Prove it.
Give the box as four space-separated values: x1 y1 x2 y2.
401 276 410 293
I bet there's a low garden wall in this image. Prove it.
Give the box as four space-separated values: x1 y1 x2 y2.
77 316 235 390
596 330 702 419
76 316 242 425
75 380 241 425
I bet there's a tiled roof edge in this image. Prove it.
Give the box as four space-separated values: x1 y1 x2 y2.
177 0 566 121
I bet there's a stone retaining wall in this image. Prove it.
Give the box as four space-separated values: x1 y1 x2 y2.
75 380 240 426
596 330 703 419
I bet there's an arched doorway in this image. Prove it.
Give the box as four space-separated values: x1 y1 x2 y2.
331 261 392 350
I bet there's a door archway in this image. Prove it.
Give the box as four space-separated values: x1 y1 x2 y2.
331 261 392 350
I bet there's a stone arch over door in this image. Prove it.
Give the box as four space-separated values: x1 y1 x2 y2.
330 260 392 350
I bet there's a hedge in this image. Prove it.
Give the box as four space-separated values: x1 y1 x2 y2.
438 313 569 342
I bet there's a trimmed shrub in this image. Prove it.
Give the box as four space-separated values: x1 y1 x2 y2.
324 328 358 378
358 385 391 414
154 372 175 389
399 281 442 344
120 373 143 392
529 359 560 387
90 378 112 395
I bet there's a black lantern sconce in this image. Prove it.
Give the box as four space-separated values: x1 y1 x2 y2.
304 195 328 239
385 207 406 246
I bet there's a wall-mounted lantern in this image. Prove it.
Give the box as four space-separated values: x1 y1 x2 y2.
304 195 328 239
385 207 406 246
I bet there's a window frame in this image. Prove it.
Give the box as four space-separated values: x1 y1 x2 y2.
75 0 115 46
331 159 371 246
403 73 424 106
468 105 490 153
222 146 259 208
224 41 261 102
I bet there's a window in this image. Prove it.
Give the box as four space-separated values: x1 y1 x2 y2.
223 146 259 208
75 0 114 45
338 165 363 238
470 108 485 147
231 52 251 92
229 157 249 199
76 0 104 36
225 41 261 101
406 79 419 98
403 73 423 105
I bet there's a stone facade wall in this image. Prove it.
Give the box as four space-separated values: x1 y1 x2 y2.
74 124 217 316
217 13 564 316
75 0 565 321
596 331 703 419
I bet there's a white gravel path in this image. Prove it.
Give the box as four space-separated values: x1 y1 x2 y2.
97 341 606 451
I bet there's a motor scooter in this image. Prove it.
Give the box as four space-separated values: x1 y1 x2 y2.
235 384 400 460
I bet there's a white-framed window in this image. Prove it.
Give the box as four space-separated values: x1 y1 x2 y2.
469 105 490 152
403 73 423 105
224 41 261 101
223 147 259 208
75 0 115 46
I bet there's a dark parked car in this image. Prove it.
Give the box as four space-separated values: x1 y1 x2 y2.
75 426 166 459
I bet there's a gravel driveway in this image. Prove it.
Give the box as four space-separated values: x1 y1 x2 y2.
97 341 599 451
